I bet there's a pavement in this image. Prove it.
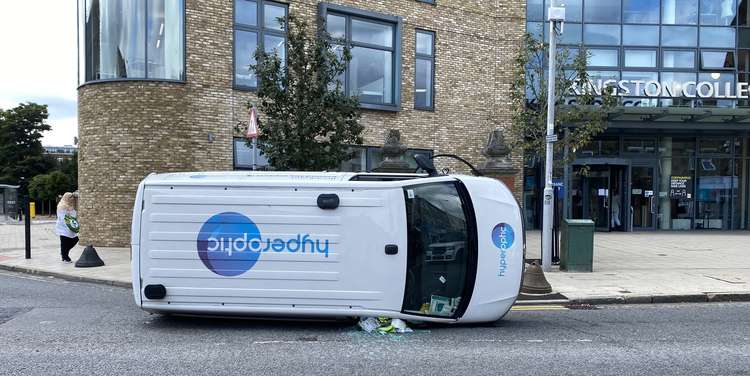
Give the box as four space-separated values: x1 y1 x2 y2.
1 220 750 304
3 271 749 375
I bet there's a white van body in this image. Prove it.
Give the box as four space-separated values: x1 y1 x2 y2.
131 172 524 323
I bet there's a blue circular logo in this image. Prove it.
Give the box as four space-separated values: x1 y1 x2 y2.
491 223 515 250
197 212 262 277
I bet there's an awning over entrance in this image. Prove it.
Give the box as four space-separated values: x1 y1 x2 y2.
604 107 750 130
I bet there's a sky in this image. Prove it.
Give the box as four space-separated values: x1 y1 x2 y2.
0 1 78 147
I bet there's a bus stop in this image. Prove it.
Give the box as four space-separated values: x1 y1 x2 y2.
1 184 19 221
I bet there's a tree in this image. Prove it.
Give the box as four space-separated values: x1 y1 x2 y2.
0 103 53 184
28 171 73 215
60 151 79 191
248 15 363 171
507 33 616 167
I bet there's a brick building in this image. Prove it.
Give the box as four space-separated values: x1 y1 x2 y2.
77 0 525 246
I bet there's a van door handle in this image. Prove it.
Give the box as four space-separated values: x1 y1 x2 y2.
385 245 398 255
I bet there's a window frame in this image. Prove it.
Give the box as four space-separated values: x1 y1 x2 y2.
415 29 436 111
233 0 289 92
319 2 403 112
78 0 187 86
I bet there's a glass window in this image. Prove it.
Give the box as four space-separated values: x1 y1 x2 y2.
588 49 619 67
584 24 621 45
657 157 695 230
527 0 544 21
235 0 257 26
326 14 346 39
588 70 621 82
663 50 697 68
662 26 698 46
662 0 699 24
698 72 735 107
350 47 393 104
739 50 750 70
527 22 547 43
625 50 657 67
696 158 733 229
700 0 737 25
621 71 659 96
661 72 698 96
701 51 736 69
233 0 287 89
264 34 286 59
740 28 750 49
699 27 736 48
83 0 191 82
415 30 435 110
623 0 660 23
624 138 657 153
403 182 472 318
147 0 185 80
559 23 583 45
416 31 434 56
263 2 286 30
699 138 732 154
741 0 750 25
623 25 660 46
584 0 621 23
325 9 399 109
233 138 269 169
235 30 259 88
352 19 393 48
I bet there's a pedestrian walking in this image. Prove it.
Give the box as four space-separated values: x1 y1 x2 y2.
55 192 80 263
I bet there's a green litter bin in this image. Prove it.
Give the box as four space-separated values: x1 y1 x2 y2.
560 219 594 272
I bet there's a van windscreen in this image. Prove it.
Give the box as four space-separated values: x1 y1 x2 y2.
401 181 474 318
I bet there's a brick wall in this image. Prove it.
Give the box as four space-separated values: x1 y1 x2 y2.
77 0 525 247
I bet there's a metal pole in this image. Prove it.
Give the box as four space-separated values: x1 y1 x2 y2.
542 4 560 272
24 198 31 259
252 138 257 171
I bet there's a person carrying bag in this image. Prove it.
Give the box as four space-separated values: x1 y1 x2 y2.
55 192 80 263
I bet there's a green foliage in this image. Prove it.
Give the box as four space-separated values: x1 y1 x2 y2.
248 14 363 171
28 171 72 202
508 33 616 166
59 151 78 191
0 103 54 184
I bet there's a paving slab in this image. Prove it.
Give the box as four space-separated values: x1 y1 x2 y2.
525 230 750 302
0 222 130 287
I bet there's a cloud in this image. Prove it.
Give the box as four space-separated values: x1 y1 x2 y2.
0 0 78 146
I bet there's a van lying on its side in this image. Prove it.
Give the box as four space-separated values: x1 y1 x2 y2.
131 171 524 324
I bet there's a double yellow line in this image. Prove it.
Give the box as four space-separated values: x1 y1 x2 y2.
511 305 569 311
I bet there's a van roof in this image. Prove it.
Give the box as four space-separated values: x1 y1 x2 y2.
142 171 427 185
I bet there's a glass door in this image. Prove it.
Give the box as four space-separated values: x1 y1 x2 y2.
631 165 657 230
586 169 611 231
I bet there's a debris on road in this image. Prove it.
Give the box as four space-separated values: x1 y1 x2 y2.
358 317 413 334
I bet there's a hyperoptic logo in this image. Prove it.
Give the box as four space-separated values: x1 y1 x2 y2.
491 223 515 277
197 212 330 277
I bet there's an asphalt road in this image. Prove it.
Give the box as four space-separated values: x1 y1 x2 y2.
1 270 748 376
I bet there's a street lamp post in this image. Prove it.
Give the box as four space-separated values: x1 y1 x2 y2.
542 2 565 272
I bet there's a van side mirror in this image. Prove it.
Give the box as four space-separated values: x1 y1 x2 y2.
414 154 438 177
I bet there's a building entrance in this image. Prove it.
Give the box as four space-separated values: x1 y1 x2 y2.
630 165 657 230
574 165 626 232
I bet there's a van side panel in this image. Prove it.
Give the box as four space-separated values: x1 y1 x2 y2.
138 184 407 316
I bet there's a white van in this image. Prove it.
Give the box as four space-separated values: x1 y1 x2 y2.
131 170 524 323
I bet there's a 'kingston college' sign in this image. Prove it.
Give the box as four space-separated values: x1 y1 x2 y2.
572 79 750 100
